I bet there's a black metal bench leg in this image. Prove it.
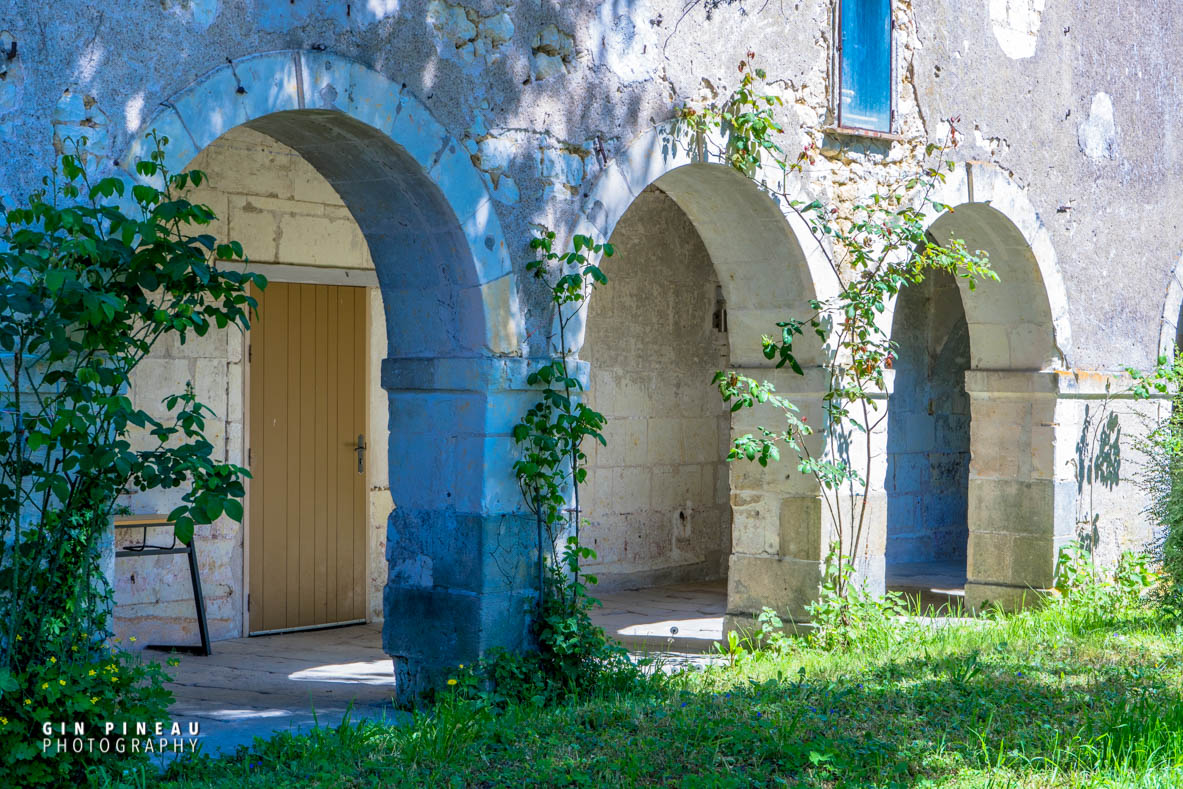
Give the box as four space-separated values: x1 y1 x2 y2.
187 542 212 656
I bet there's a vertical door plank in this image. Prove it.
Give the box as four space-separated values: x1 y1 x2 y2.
248 285 265 634
334 286 353 618
352 289 367 621
313 285 329 625
266 283 291 633
284 283 301 629
297 284 315 627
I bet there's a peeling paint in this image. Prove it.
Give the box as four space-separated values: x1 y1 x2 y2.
973 125 1010 159
52 87 110 169
161 0 219 30
1078 92 1117 161
0 31 23 118
426 0 515 72
531 24 574 81
989 0 1045 60
590 0 660 83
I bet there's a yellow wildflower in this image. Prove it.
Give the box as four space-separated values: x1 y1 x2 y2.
90 697 99 704
40 683 48 690
14 635 20 641
71 646 78 653
447 679 458 686
49 657 56 664
58 680 65 686
459 664 465 669
129 636 136 643
88 669 96 677
23 699 30 706
1 717 8 725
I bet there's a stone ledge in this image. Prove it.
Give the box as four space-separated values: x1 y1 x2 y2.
966 368 1168 398
381 356 589 392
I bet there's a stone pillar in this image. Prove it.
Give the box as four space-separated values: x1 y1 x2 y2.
724 367 890 627
963 370 1075 609
380 357 551 704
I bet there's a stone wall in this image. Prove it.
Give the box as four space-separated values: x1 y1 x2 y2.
113 127 392 645
581 186 731 589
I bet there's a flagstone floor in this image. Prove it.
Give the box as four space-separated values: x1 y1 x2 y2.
147 622 402 759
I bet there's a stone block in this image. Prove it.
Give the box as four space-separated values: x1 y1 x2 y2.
646 418 683 465
227 195 281 262
730 491 779 555
277 211 369 267
727 553 823 620
967 478 1054 536
778 495 823 560
967 531 1058 588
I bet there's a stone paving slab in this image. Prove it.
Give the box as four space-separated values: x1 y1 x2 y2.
591 581 727 653
146 623 405 759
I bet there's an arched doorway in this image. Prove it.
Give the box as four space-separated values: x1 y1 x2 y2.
119 51 530 700
885 267 972 606
910 165 1074 611
575 128 835 631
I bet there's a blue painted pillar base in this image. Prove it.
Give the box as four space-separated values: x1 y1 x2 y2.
379 356 586 704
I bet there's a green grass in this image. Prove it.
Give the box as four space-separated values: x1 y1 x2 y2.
106 597 1183 788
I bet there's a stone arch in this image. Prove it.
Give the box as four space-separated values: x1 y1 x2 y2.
886 162 1075 609
922 162 1071 368
575 123 836 622
120 51 532 700
571 123 836 366
122 50 522 357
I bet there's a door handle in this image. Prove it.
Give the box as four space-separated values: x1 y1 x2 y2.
354 434 366 474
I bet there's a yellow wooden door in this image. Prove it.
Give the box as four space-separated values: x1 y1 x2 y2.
248 282 367 634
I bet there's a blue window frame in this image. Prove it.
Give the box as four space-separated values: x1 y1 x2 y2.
838 0 893 133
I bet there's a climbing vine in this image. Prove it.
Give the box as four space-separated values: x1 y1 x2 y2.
508 231 636 693
677 53 997 609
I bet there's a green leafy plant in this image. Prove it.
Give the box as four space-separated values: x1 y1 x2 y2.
504 230 642 698
0 634 175 783
1129 352 1183 607
0 134 263 783
678 53 996 611
1053 542 1155 612
805 546 908 650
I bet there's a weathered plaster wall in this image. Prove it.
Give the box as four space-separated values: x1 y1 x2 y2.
114 127 391 645
581 186 731 589
1 0 1179 369
886 270 971 567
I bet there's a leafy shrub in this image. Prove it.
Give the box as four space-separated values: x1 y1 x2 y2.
0 635 173 784
1129 353 1183 607
804 548 908 650
475 540 644 705
0 136 261 784
1053 542 1156 612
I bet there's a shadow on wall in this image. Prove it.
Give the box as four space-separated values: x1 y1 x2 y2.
885 268 971 569
1074 402 1122 551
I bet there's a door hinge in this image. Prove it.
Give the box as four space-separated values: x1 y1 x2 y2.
247 593 251 612
248 447 253 466
247 344 252 362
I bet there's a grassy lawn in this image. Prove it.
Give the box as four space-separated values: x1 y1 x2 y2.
109 597 1183 788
